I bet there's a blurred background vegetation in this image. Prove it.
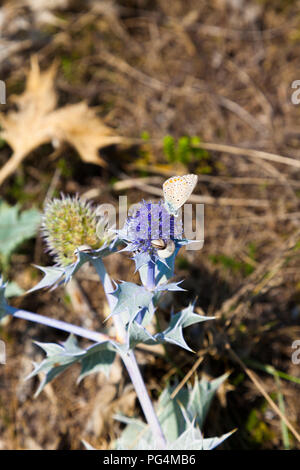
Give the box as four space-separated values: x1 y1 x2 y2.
0 0 300 450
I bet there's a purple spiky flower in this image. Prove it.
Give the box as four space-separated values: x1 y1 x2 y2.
121 200 183 259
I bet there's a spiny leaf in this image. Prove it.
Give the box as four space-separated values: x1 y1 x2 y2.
126 302 214 352
115 375 233 450
158 303 214 352
168 423 234 450
201 430 235 450
186 373 229 428
27 335 117 396
156 384 189 442
78 341 116 382
155 281 186 292
111 282 155 324
168 424 202 450
27 265 66 293
171 302 214 328
127 321 157 350
4 281 24 298
28 242 119 293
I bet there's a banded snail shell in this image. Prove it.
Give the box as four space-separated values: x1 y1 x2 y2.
157 240 175 259
151 239 167 250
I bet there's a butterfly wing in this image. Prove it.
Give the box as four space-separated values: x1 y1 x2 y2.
163 174 198 215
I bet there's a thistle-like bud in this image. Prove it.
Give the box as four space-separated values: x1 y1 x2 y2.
42 195 114 266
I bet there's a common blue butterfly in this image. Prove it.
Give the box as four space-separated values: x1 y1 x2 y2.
163 174 198 216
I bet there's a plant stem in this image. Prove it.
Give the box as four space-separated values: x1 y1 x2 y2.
147 258 156 290
93 259 167 449
5 305 109 343
122 350 167 448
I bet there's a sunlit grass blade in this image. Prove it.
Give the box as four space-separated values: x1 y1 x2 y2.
245 358 300 385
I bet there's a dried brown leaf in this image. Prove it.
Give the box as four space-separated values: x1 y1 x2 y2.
0 55 123 185
48 102 124 166
1 56 58 157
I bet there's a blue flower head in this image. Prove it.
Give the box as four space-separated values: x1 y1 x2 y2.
120 200 183 262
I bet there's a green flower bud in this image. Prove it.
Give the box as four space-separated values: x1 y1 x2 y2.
42 195 114 266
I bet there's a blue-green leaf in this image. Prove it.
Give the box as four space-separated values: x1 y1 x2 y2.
127 321 157 350
201 431 235 450
155 281 185 292
78 341 116 381
28 240 120 293
27 335 117 396
115 375 233 450
156 385 189 442
27 265 66 293
0 202 41 260
158 303 214 352
126 302 214 352
168 423 233 450
187 373 229 428
4 281 25 298
110 282 155 324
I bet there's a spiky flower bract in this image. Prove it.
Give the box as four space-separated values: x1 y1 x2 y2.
42 195 113 266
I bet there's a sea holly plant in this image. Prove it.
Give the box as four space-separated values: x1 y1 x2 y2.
0 192 233 450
